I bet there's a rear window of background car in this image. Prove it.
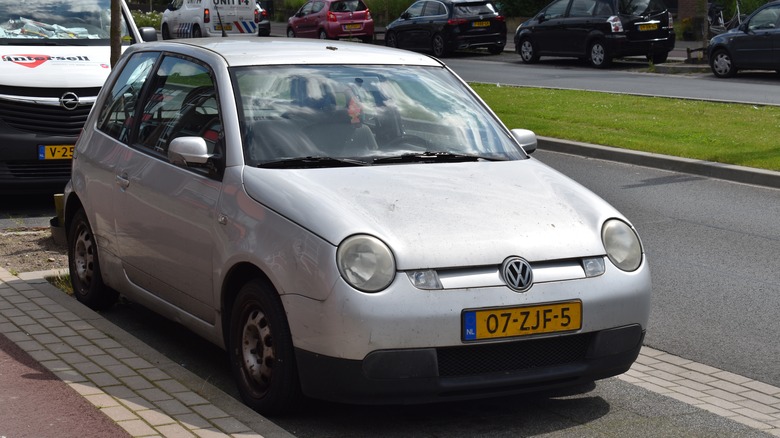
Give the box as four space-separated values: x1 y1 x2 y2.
618 0 668 15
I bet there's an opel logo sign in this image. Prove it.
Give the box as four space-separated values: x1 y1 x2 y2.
502 257 533 292
60 92 80 111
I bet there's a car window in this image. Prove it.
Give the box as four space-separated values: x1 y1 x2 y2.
453 1 498 17
299 2 313 15
404 1 425 18
592 0 614 15
542 0 570 19
569 0 597 16
312 1 326 13
97 52 160 143
748 5 780 31
232 65 527 166
135 56 223 165
618 0 666 16
330 0 368 12
423 1 448 16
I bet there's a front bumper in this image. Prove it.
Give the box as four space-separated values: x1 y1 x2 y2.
296 324 644 404
0 127 73 193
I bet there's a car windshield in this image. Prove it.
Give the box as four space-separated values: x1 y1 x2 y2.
0 0 129 45
618 0 667 15
232 65 526 167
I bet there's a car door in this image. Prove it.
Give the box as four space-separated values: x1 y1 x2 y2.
392 1 425 48
531 0 570 54
165 0 185 36
113 54 224 324
291 2 315 37
561 0 599 55
732 4 780 69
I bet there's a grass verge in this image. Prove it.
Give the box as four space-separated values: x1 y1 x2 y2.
472 84 780 172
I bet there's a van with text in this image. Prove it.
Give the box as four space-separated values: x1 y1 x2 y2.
162 0 262 39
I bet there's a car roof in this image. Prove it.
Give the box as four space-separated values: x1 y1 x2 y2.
129 37 444 68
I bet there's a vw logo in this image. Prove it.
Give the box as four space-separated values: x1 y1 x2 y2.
502 257 533 292
60 92 80 111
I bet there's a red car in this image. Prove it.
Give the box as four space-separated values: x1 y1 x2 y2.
287 0 374 42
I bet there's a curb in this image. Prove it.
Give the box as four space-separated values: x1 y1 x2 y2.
538 137 780 190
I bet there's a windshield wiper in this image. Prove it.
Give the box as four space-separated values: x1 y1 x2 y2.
372 151 505 164
258 156 368 169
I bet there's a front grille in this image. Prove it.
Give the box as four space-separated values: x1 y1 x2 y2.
0 160 72 181
0 99 92 136
437 333 592 377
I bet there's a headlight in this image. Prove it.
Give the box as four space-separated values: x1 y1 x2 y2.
602 219 642 272
337 235 396 292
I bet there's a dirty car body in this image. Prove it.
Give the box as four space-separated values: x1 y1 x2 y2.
64 38 651 414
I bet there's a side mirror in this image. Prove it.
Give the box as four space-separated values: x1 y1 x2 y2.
401 11 412 19
537 13 546 23
167 2 175 11
140 27 158 42
511 128 537 154
168 137 211 166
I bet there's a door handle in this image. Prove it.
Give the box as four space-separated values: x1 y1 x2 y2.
115 173 130 190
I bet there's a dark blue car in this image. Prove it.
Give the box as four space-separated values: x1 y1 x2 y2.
708 0 780 78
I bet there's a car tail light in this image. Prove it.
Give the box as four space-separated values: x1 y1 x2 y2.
607 16 623 32
204 9 210 23
667 11 673 27
447 18 467 25
328 11 337 22
496 15 505 22
255 8 267 23
366 9 371 20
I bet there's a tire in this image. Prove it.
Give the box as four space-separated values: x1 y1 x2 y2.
385 30 398 48
518 38 539 63
648 52 668 65
229 278 300 415
161 23 171 40
487 45 504 55
431 33 447 58
287 27 295 38
192 25 202 38
587 40 611 68
68 208 117 310
319 29 328 40
710 48 736 78
360 35 373 44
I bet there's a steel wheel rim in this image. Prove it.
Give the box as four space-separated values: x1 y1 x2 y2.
591 44 605 65
713 53 731 76
73 225 95 288
521 41 533 61
433 36 444 56
241 308 274 393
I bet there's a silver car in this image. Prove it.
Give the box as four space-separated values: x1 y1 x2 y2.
64 38 651 415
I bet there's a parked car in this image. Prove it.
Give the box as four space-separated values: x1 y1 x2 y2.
385 0 507 57
287 0 373 42
708 0 780 78
161 0 261 39
64 38 651 415
0 0 156 194
256 2 271 36
515 0 676 67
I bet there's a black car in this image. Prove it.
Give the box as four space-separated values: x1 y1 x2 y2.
385 0 506 57
708 0 780 78
515 0 675 67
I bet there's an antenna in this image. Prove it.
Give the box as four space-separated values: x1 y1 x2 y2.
213 0 228 37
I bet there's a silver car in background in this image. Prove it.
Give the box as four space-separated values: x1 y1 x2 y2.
64 38 651 415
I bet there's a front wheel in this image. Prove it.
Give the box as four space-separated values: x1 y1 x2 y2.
385 31 398 48
587 40 611 68
68 209 117 310
161 23 171 40
286 27 295 38
710 48 736 78
518 38 539 63
229 279 300 415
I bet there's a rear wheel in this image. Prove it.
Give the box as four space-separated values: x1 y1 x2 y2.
587 39 611 68
68 209 117 310
710 48 736 78
319 29 328 40
518 38 539 63
431 33 447 58
648 51 668 65
229 278 301 415
192 25 202 38
487 45 504 55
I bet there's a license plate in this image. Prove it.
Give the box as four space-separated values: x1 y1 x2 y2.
38 145 74 160
472 21 490 27
463 301 582 341
215 24 233 31
343 23 361 30
638 23 658 31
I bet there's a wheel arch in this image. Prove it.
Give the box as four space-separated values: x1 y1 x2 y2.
220 262 277 347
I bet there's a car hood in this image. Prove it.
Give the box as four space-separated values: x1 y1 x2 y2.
0 46 113 88
242 159 621 269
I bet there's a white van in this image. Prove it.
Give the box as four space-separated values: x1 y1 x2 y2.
0 0 156 193
161 0 261 39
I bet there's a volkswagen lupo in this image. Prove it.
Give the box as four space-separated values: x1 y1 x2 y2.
65 38 651 415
